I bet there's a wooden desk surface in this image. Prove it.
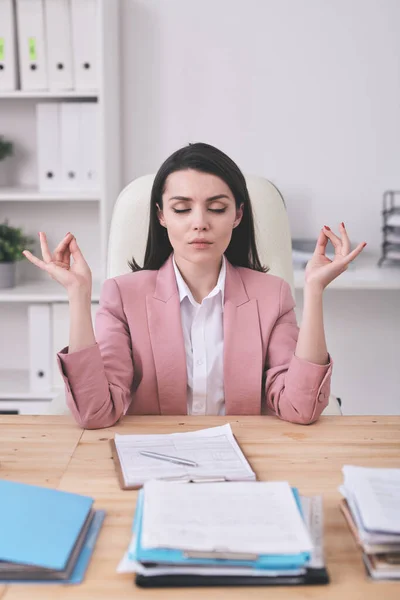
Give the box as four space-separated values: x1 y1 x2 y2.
0 415 399 599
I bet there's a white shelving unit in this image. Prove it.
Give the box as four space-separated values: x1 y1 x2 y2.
0 186 100 201
0 0 121 412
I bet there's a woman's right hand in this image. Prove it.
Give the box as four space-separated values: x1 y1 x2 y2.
23 232 92 295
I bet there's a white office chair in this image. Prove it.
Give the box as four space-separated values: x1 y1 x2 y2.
107 174 342 415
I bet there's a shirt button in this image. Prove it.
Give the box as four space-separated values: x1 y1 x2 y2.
196 359 203 366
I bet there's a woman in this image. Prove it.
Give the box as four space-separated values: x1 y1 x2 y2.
23 143 366 429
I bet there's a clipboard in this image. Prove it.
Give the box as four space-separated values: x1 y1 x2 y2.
110 425 256 491
110 439 141 491
135 567 330 587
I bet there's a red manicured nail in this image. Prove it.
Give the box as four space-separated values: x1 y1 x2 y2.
363 242 367 247
341 222 345 228
324 225 331 230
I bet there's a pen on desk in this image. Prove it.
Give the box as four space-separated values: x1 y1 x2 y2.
139 450 198 467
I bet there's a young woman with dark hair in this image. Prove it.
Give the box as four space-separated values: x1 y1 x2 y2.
23 142 366 429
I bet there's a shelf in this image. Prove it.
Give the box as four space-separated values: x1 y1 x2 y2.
0 90 98 100
294 253 400 290
0 187 100 202
0 369 57 401
0 280 101 303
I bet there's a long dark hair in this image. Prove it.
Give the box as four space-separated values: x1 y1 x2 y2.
129 142 267 272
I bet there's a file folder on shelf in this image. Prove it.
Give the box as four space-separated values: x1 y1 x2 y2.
28 304 52 394
70 0 97 90
0 0 18 90
44 0 74 90
15 0 48 90
80 102 99 189
60 102 83 189
36 102 62 190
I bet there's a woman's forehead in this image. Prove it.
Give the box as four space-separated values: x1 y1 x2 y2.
164 170 233 199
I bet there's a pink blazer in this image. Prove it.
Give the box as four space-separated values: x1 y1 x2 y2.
57 255 332 429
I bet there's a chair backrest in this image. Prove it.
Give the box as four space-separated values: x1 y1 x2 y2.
107 174 295 296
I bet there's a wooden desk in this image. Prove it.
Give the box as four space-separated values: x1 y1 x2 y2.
1 415 399 599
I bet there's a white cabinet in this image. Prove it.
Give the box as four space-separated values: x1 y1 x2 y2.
0 0 120 413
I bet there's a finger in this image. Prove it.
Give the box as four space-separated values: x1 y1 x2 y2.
314 229 329 255
69 236 87 263
339 222 351 255
38 232 52 263
323 226 343 253
343 242 367 265
54 232 74 258
22 250 51 272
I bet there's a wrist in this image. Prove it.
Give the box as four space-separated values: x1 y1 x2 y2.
304 281 325 296
67 284 92 304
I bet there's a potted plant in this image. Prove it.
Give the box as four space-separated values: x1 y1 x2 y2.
0 136 13 186
0 220 35 289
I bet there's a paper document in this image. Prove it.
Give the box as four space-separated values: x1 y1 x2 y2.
114 424 255 487
342 466 400 534
141 480 313 555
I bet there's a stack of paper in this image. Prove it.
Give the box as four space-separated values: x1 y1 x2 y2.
111 424 256 489
340 465 400 580
0 480 105 584
119 480 330 588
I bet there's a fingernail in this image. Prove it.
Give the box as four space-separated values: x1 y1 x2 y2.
341 222 345 228
324 225 331 230
363 242 367 247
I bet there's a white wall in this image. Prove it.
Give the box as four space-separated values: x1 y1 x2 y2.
121 0 400 253
119 0 400 414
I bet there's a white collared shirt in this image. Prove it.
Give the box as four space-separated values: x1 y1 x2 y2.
172 255 226 416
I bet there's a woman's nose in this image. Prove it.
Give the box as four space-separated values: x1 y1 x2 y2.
191 209 209 230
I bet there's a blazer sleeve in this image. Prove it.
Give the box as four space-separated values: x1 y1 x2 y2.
264 279 333 425
56 278 134 429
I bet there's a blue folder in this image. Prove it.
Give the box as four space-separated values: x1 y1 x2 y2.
130 486 311 571
0 509 106 585
0 480 94 571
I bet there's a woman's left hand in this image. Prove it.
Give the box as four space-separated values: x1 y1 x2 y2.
304 223 366 291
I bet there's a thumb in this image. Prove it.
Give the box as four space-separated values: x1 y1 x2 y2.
69 236 87 264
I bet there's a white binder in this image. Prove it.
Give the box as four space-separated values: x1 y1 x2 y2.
44 0 74 90
80 102 99 189
28 304 52 394
0 0 18 90
15 0 48 90
60 102 83 189
36 102 62 190
70 0 97 90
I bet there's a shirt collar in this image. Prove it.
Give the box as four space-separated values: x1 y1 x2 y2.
172 254 226 307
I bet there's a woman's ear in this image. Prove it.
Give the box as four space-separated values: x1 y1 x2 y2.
156 203 167 228
233 203 244 228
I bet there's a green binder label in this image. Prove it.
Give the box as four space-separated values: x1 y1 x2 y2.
28 38 36 61
0 39 4 61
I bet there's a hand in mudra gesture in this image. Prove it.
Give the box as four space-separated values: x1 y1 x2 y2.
22 232 92 294
305 223 366 291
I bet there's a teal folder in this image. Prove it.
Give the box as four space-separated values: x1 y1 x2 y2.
130 487 310 570
0 480 93 571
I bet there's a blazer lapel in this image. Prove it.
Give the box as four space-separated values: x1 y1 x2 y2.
146 256 188 415
223 261 263 415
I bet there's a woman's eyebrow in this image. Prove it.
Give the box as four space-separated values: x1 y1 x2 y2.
168 194 230 202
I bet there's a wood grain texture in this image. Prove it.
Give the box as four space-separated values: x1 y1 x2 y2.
1 415 399 599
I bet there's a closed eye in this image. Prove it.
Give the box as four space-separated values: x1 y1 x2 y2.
172 208 227 214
